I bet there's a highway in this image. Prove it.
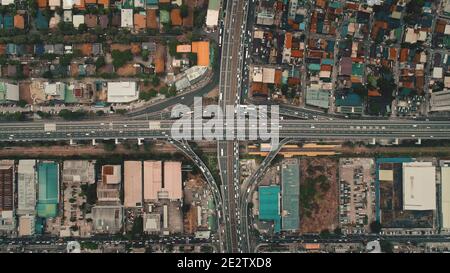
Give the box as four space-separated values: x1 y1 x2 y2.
168 138 225 252
240 138 292 252
217 0 248 253
2 119 450 142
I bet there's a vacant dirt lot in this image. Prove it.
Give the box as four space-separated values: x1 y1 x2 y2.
19 82 31 104
299 158 339 234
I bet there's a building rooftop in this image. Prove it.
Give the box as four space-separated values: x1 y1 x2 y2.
143 161 162 201
281 160 300 231
124 161 143 208
402 162 436 211
259 186 281 233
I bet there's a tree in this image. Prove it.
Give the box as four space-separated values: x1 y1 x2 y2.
369 221 382 234
95 56 106 69
167 39 179 57
141 49 149 62
111 49 133 69
380 240 394 253
180 4 189 18
151 75 160 86
77 23 88 33
58 109 87 120
17 100 27 108
104 141 116 152
188 53 197 65
42 70 53 79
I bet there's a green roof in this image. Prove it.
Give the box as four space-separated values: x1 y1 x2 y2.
259 186 281 233
160 10 170 24
308 63 321 71
281 161 300 231
352 63 364 76
208 0 220 10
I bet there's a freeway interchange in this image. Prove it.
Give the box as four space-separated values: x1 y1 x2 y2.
2 0 450 254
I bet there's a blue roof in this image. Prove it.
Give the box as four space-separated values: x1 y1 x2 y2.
336 92 363 107
259 186 281 233
3 15 13 29
35 44 45 56
35 11 49 30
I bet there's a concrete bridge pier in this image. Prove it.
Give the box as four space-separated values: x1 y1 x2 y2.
416 138 422 145
69 139 75 145
394 138 399 145
371 138 376 145
138 138 144 146
115 138 120 145
92 139 96 146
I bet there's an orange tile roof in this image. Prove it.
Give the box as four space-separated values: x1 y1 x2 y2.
291 49 303 58
191 41 210 67
400 48 409 62
78 43 92 56
176 44 192 53
38 0 47 8
97 0 109 6
146 9 158 29
285 32 292 49
274 69 282 85
14 14 25 29
131 43 141 55
0 44 6 55
74 0 85 9
171 9 182 26
134 13 146 30
85 0 96 3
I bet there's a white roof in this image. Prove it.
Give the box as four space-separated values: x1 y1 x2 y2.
402 162 436 211
404 28 418 43
254 30 264 39
262 67 275 84
72 14 85 28
442 167 450 229
49 0 61 7
63 0 74 9
433 67 443 79
1 83 19 101
107 81 139 103
252 67 263 82
206 9 219 27
1 0 14 5
121 9 133 28
63 10 72 22
44 82 65 97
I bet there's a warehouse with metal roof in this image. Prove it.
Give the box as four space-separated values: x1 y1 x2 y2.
442 166 450 229
17 160 37 215
281 160 300 231
402 162 436 211
259 186 281 233
37 162 59 218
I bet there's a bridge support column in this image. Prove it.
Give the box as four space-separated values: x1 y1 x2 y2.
138 138 144 146
371 138 376 145
92 139 96 146
69 139 75 145
394 138 399 145
416 138 422 145
115 138 120 145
